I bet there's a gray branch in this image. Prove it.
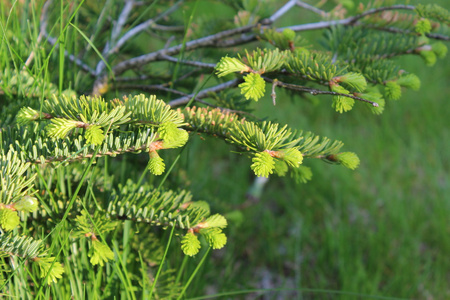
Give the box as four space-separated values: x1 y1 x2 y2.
107 0 185 56
159 54 216 69
295 1 328 17
168 79 241 107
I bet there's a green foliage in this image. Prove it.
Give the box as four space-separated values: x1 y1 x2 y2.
397 73 421 90
415 18 432 34
385 81 402 100
251 151 275 178
359 91 386 115
85 125 105 145
290 165 313 184
181 232 201 256
239 73 266 101
331 84 355 113
89 240 115 267
0 0 448 297
0 150 36 204
285 52 342 82
419 48 438 66
13 196 39 213
241 48 288 74
335 152 360 170
34 257 65 285
416 4 450 25
334 72 368 93
199 228 227 249
148 150 166 175
432 42 448 59
0 208 20 231
215 57 250 77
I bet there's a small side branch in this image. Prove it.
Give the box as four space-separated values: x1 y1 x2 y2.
283 5 416 33
168 79 241 107
266 0 298 24
263 77 379 107
295 1 328 17
107 0 185 56
116 83 189 96
159 54 216 69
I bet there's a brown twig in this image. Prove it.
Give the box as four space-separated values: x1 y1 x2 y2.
263 77 379 107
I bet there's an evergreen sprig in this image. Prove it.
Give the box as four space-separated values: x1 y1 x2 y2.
285 52 343 83
239 73 266 101
0 150 36 205
0 233 64 284
241 48 288 74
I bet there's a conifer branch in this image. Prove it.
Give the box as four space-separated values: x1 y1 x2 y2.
92 3 443 93
363 25 450 41
262 77 379 107
283 5 416 33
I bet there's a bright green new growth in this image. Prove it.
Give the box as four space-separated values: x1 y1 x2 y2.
181 232 201 256
416 4 450 25
215 56 250 77
85 125 105 145
13 196 39 213
46 118 81 139
432 42 448 59
335 72 368 92
276 148 303 168
360 92 386 115
419 49 437 66
415 18 432 34
200 228 227 249
89 240 115 267
34 257 65 285
148 151 166 175
397 74 421 91
242 48 288 74
251 152 275 178
385 81 402 101
331 84 354 113
336 152 360 170
0 209 20 232
239 73 266 101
